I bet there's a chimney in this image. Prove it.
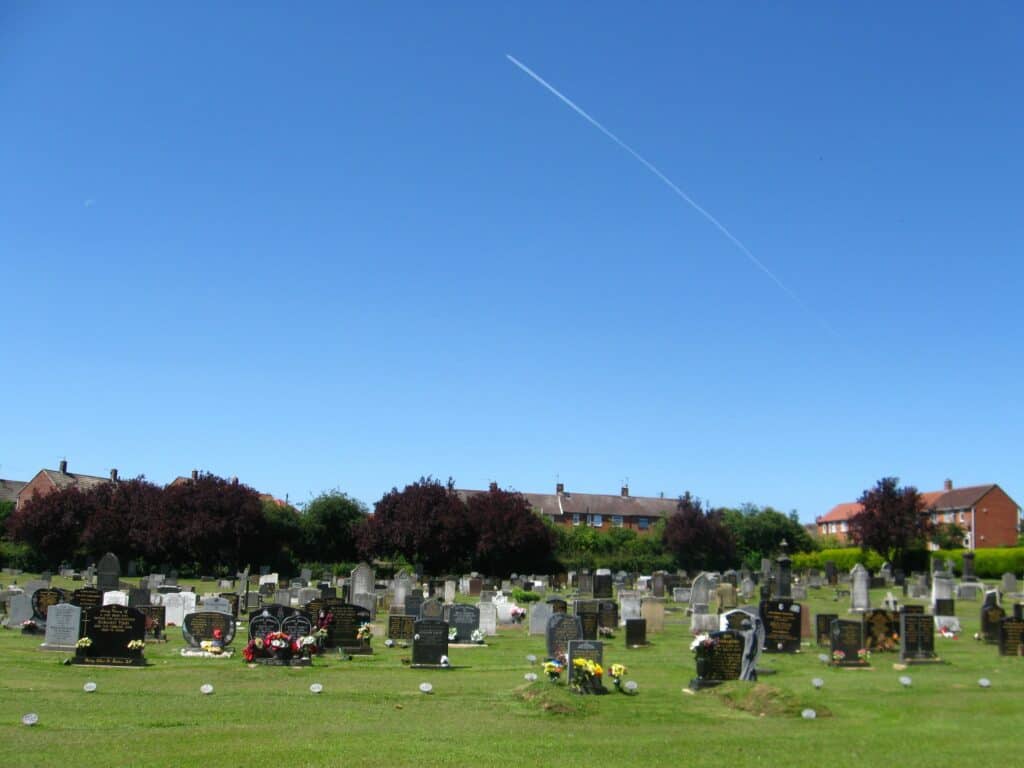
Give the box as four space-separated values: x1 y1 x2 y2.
110 468 118 482
489 481 498 492
944 478 953 491
621 485 629 497
191 469 199 481
556 482 565 494
59 460 68 474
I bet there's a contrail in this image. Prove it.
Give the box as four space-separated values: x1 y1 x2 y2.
506 54 827 328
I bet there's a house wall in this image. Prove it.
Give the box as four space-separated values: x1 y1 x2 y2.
15 472 56 510
973 487 1020 548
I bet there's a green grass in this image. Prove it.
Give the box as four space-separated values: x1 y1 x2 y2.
0 578 1021 768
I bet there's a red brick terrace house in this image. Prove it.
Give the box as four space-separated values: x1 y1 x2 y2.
458 483 678 533
817 479 1021 550
16 460 119 509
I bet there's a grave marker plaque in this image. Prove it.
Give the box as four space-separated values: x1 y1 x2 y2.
816 613 838 647
31 587 67 622
691 630 744 689
863 609 899 653
72 587 103 611
139 605 166 640
567 639 604 686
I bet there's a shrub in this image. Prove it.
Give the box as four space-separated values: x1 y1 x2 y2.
792 548 884 572
512 588 541 604
931 548 1024 578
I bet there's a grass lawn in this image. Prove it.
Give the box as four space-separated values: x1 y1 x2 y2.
1 578 1021 768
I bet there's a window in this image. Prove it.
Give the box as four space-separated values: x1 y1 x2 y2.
572 513 581 526
637 517 649 530
612 515 624 528
591 514 603 528
841 522 848 532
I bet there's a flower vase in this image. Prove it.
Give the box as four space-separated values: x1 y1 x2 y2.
695 653 711 682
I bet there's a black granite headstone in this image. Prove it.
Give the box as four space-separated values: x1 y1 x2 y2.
448 604 480 643
830 619 868 666
816 613 838 647
998 617 1024 656
182 611 236 647
899 613 937 662
412 619 448 666
625 618 647 647
759 599 801 653
72 587 103 611
74 604 146 666
546 613 583 658
388 614 415 641
96 553 121 592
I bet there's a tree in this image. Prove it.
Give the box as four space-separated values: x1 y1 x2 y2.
299 490 368 564
466 487 556 576
6 486 91 565
720 503 814 570
362 477 473 575
931 522 967 551
849 477 931 568
662 492 736 572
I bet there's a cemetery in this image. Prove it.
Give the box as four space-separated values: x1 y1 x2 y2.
0 566 1023 767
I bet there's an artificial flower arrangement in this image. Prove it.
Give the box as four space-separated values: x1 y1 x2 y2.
126 639 146 651
857 648 870 661
543 658 565 681
831 649 846 662
938 625 958 639
598 626 615 638
609 663 627 689
509 607 526 623
470 628 485 644
571 657 605 694
20 620 40 635
243 631 302 663
690 633 717 654
76 637 93 649
356 623 373 642
448 627 459 642
200 628 226 655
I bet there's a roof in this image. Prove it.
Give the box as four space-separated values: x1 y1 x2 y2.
821 484 1012 523
0 479 28 505
931 485 998 511
39 468 110 492
458 488 678 520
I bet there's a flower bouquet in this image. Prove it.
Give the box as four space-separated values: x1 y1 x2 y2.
571 657 605 695
21 619 41 636
510 607 526 624
610 663 627 690
471 628 485 644
448 626 459 642
543 659 564 682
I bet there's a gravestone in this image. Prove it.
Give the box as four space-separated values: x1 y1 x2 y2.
96 553 121 592
597 600 618 629
247 604 311 640
574 600 599 640
998 617 1024 656
625 618 647 646
31 587 67 622
962 552 976 581
830 618 868 666
825 561 837 585
578 572 594 595
791 584 808 601
546 596 567 614
620 595 642 623
218 592 240 617
759 599 802 653
900 613 938 663
690 573 712 611
652 571 665 598
739 578 755 601
529 602 553 636
72 587 103 611
691 629 745 689
200 596 231 614
411 619 448 666
351 563 374 600
640 598 665 634
420 597 444 621
449 604 480 643
673 587 691 603
934 598 955 617
305 599 370 652
932 575 954 613
404 595 423 620
103 591 128 607
5 593 33 628
388 614 415 641
593 570 613 599
128 588 150 608
477 602 497 636
444 580 456 604
981 603 1006 644
546 613 583 657
74 604 146 666
467 577 482 597
863 609 899 653
182 611 236 648
352 591 376 619
957 584 980 601
1001 573 1018 595
41 603 81 650
567 639 604 686
850 564 870 612
816 613 838 647
139 605 166 640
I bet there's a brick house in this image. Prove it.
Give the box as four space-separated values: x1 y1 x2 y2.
458 483 677 533
0 478 28 507
16 460 118 510
817 479 1021 549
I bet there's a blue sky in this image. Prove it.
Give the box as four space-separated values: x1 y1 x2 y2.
3 3 1022 521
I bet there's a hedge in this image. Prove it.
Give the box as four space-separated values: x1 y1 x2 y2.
930 548 1024 579
792 548 884 572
